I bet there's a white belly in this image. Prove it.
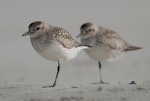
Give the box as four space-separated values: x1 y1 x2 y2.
85 45 124 62
31 38 88 62
38 46 63 61
33 43 87 61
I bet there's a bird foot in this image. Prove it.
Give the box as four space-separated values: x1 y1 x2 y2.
42 84 56 88
92 81 109 85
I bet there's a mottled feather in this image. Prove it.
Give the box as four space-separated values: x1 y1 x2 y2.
48 27 81 49
96 26 136 51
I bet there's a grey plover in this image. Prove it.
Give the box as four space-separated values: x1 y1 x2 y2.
77 22 141 84
22 21 89 87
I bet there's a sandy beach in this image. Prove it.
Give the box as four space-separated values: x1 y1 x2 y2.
0 81 150 101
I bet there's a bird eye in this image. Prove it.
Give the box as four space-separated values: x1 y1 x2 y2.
36 27 40 30
88 29 92 31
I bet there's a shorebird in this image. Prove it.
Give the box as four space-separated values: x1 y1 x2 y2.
77 22 142 84
22 21 89 87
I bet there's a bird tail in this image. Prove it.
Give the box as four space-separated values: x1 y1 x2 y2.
124 46 142 51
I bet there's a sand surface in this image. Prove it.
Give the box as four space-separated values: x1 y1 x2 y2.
0 81 150 101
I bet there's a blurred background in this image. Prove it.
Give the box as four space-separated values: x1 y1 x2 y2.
0 0 149 85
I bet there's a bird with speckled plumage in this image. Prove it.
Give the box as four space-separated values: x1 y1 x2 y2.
77 22 142 84
22 21 89 87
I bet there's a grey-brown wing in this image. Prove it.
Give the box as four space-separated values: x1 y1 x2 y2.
96 28 130 50
50 27 81 49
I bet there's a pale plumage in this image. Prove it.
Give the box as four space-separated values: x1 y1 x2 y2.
22 21 89 87
77 22 141 83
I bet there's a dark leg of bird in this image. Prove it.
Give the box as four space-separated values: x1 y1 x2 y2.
42 61 60 88
98 61 104 84
52 61 60 87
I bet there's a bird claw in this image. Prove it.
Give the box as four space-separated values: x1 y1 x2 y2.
92 81 109 85
42 84 56 88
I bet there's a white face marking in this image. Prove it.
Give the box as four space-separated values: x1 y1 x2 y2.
79 23 99 39
28 23 44 38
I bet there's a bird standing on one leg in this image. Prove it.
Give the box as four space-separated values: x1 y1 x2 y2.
22 21 89 87
77 22 142 84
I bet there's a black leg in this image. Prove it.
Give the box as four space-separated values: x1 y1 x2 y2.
52 61 60 87
98 61 104 84
43 61 60 88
